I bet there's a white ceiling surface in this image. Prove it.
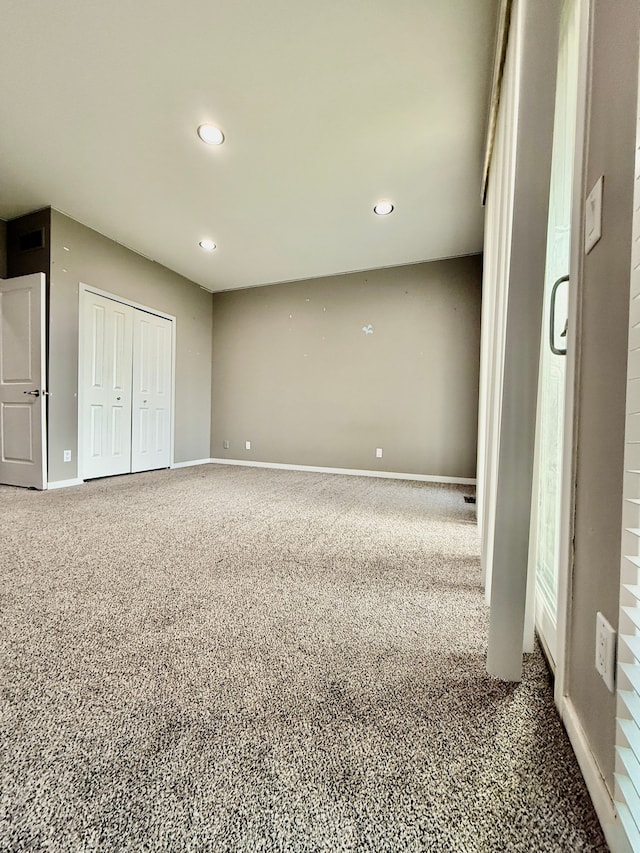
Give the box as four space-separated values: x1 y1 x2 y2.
0 0 497 292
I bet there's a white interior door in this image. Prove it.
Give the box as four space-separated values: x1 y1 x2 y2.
131 311 172 473
0 273 47 489
530 0 580 664
81 291 133 479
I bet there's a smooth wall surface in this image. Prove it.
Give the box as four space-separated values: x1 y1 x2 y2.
48 211 213 483
568 0 639 792
211 257 482 479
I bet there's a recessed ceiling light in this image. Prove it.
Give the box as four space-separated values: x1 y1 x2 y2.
199 239 217 252
373 201 394 215
197 124 225 145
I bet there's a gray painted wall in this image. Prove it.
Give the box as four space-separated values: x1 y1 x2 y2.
48 211 213 483
567 0 639 792
211 256 482 478
0 220 7 278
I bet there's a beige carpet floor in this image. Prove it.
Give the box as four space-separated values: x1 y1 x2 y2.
1 465 607 851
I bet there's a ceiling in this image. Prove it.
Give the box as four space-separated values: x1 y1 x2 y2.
0 0 498 292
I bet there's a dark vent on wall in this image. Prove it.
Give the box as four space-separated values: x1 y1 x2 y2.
18 228 45 253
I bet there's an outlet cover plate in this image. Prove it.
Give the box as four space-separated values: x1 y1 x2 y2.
585 176 603 254
376 447 383 458
245 440 251 450
595 610 616 693
63 450 72 462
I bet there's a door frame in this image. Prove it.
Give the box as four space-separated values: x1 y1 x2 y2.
552 0 591 708
77 283 176 481
525 0 587 679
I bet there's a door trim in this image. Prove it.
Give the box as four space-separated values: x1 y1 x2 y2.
77 284 176 480
554 0 592 717
528 0 584 678
553 0 591 708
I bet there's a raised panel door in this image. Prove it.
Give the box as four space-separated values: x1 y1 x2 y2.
81 292 133 479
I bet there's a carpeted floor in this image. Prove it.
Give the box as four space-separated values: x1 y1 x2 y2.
0 465 607 852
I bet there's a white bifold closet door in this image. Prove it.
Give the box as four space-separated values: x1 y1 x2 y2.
131 310 172 473
82 294 134 479
81 291 172 480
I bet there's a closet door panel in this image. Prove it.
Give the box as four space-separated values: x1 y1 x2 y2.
131 311 172 473
81 292 133 479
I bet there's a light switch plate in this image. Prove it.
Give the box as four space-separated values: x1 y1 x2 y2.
585 176 603 254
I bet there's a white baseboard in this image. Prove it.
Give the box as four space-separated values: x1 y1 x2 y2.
47 478 84 490
209 458 476 486
46 460 477 488
171 458 213 470
561 697 632 853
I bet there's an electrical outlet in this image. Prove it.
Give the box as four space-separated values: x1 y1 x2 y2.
63 450 72 462
376 447 383 458
245 440 251 450
223 440 230 450
595 611 616 693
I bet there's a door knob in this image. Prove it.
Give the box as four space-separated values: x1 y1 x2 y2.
23 389 40 397
116 396 121 401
